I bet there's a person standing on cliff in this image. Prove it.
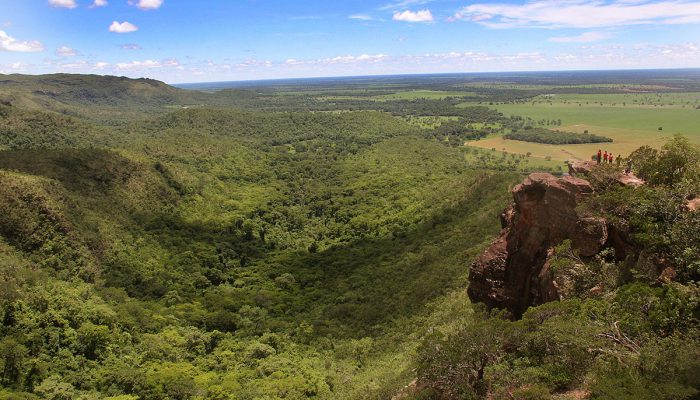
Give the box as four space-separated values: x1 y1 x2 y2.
626 158 632 174
603 151 608 163
609 153 614 164
597 149 602 164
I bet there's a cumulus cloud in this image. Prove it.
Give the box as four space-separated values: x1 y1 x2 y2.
91 0 108 7
129 0 164 10
109 21 139 33
0 30 45 52
452 0 700 29
48 0 78 9
393 9 434 22
549 31 611 43
56 46 78 56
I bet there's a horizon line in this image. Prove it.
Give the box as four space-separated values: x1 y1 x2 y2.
3 66 700 87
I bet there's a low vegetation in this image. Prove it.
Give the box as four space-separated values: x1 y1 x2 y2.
505 127 613 145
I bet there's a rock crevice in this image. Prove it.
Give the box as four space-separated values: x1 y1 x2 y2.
468 173 608 318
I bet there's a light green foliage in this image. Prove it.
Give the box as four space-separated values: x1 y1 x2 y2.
0 81 523 399
2 73 699 399
630 135 700 187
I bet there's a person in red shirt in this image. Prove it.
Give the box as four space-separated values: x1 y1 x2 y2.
603 151 608 163
609 153 614 164
597 149 602 164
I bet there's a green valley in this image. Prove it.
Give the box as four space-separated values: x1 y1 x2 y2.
0 70 699 400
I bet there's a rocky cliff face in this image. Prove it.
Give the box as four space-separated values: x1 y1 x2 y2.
468 173 611 318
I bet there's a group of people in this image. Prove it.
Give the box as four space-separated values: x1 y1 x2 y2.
596 149 633 174
596 149 617 165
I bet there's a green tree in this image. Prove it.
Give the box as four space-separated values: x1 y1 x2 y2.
0 338 27 388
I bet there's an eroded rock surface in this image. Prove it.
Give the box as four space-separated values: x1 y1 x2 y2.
468 173 607 317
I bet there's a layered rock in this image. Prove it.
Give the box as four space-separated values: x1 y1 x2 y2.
468 173 608 318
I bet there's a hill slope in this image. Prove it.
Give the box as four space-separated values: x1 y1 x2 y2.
0 73 204 120
0 96 523 399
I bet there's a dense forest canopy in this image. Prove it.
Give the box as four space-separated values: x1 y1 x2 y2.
0 72 699 400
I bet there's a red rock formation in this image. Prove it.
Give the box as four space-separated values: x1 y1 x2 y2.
468 173 607 318
568 160 596 176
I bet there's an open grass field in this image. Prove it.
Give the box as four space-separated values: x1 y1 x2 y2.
464 93 700 161
533 92 700 107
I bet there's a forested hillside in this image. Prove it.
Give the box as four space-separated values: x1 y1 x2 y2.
0 73 698 400
0 75 525 399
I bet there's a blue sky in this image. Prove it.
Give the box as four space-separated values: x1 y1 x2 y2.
1 0 700 83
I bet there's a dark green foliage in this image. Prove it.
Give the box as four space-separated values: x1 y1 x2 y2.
426 119 489 146
0 104 88 149
1 73 699 399
0 87 523 398
505 128 613 144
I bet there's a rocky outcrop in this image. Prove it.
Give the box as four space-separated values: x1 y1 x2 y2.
568 160 645 187
468 173 609 318
568 160 596 176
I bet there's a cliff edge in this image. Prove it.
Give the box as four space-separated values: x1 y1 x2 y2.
468 172 625 318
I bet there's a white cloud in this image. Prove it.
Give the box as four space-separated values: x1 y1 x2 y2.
380 0 435 11
129 0 164 10
91 0 108 7
116 59 162 70
349 14 374 21
324 54 388 64
48 0 78 9
109 21 139 33
393 9 434 22
120 43 142 50
0 30 45 52
56 46 78 56
114 58 179 71
453 0 700 29
59 60 89 69
549 31 611 43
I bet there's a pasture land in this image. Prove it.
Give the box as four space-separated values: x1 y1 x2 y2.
465 93 700 161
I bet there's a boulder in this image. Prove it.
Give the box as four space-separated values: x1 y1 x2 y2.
568 160 596 176
617 173 645 187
